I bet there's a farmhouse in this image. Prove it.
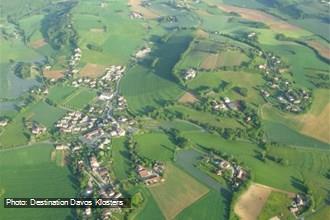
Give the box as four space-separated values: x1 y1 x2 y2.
136 165 163 185
31 124 47 136
183 68 197 80
0 119 9 127
135 47 151 58
98 93 114 101
289 194 308 215
130 11 143 19
56 144 70 150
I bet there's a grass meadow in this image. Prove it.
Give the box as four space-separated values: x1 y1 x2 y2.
149 163 209 220
0 144 75 220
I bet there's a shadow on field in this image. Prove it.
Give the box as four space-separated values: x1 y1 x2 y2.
291 176 308 193
139 33 193 83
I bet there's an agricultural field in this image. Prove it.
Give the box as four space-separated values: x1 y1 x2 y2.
187 70 265 105
111 137 131 181
149 163 209 220
61 88 96 110
47 85 77 104
175 190 225 220
72 0 146 65
135 132 176 161
120 65 183 114
0 0 329 219
28 101 67 128
258 191 294 220
0 144 75 220
177 38 250 71
169 104 243 129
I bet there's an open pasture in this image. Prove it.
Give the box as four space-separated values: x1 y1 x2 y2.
177 38 249 71
47 85 77 104
0 116 28 148
175 190 225 220
184 131 330 204
261 89 330 146
128 0 160 19
133 187 165 220
61 87 96 110
28 101 67 128
111 137 131 181
120 65 183 114
0 143 75 220
263 42 329 88
258 191 294 220
188 70 264 105
79 63 105 78
149 163 209 220
120 32 192 114
43 69 64 80
135 132 176 161
178 92 198 104
263 121 329 150
215 2 310 38
169 104 243 129
73 0 146 65
234 183 272 220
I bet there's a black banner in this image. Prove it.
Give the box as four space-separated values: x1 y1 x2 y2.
4 198 131 208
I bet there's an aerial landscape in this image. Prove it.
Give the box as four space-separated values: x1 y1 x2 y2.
0 0 329 219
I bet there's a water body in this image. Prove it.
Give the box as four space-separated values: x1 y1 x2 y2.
175 149 232 218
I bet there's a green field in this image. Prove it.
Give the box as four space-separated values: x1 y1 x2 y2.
149 163 209 220
187 70 265 105
73 0 145 65
47 85 77 104
263 121 330 149
169 105 243 129
135 132 176 161
258 192 294 220
111 137 131 181
175 190 225 220
120 31 193 114
0 144 75 220
29 102 67 127
133 187 165 220
183 131 330 209
0 116 28 148
120 65 183 114
61 88 96 110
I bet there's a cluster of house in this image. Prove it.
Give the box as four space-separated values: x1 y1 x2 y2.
136 162 165 186
183 68 197 80
130 11 143 19
72 78 97 88
135 47 151 59
68 48 82 76
289 194 308 216
101 65 126 82
211 97 240 111
81 155 123 219
0 119 9 127
248 32 256 38
203 154 248 189
31 123 47 136
56 111 96 133
116 96 127 111
258 53 311 113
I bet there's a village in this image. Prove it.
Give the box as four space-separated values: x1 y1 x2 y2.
39 47 134 219
199 151 249 190
257 51 312 113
